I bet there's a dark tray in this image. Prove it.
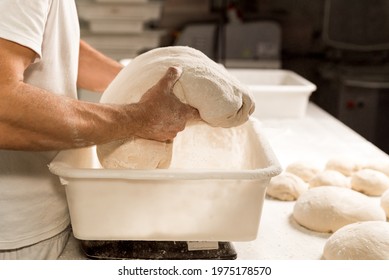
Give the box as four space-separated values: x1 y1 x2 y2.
80 240 237 260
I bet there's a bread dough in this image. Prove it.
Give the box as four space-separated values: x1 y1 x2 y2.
351 168 389 196
285 161 320 182
325 157 360 176
362 160 389 177
293 186 386 233
97 137 173 169
96 46 254 169
381 189 389 219
266 172 308 201
323 221 389 260
309 170 350 188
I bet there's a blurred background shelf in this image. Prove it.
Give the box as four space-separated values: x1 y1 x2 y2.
76 0 165 60
75 0 389 154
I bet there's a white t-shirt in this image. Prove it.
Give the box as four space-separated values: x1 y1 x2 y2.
0 0 80 249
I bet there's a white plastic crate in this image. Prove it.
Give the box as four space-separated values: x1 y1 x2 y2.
95 0 148 3
227 69 317 118
81 30 165 50
89 20 145 34
49 119 281 241
98 49 139 60
77 2 162 21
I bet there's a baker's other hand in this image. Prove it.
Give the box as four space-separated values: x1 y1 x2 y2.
133 66 200 142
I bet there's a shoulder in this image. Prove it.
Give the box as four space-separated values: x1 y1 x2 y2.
0 0 53 58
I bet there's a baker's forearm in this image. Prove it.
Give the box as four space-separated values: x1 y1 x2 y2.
0 38 197 151
77 40 123 93
0 82 135 150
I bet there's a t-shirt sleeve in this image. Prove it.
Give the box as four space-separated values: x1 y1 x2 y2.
0 0 51 59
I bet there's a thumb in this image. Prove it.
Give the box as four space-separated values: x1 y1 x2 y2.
185 104 201 121
159 66 183 92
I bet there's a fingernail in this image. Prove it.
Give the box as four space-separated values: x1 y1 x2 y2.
171 66 183 76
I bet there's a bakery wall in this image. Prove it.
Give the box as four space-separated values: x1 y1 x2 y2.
75 0 389 155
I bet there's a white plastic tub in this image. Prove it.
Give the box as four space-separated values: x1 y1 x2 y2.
96 49 139 60
95 0 148 3
227 69 317 118
49 118 281 242
89 20 145 34
81 30 165 50
77 2 162 21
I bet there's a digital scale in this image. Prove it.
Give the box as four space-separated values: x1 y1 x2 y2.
80 240 237 260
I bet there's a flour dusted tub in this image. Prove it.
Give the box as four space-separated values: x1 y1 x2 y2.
49 118 281 242
227 69 317 118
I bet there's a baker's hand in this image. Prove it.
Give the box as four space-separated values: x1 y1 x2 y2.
133 66 200 142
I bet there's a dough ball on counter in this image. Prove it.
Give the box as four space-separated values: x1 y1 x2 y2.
362 160 389 177
309 170 350 188
293 186 386 233
285 162 320 182
380 189 389 219
351 169 389 196
96 46 254 169
323 221 389 260
266 172 308 201
325 157 360 176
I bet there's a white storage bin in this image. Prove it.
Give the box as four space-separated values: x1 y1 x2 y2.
95 0 148 3
98 49 139 60
82 30 164 50
49 119 281 242
77 2 162 21
89 20 145 34
227 69 317 118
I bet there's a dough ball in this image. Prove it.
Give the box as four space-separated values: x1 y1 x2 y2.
325 157 360 176
266 172 308 201
97 46 254 169
351 169 389 196
293 186 386 233
380 189 389 219
285 162 320 182
362 160 389 177
323 221 389 260
309 170 350 188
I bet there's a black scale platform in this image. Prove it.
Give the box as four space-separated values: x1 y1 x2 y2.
80 240 237 260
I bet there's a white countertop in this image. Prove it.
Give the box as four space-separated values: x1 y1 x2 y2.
59 102 389 260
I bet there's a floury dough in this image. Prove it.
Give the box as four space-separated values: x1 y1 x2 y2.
293 186 386 233
285 161 320 182
351 168 389 196
266 172 308 201
362 160 389 177
96 138 173 169
309 170 350 188
96 46 254 169
323 221 389 260
381 189 389 218
325 157 360 176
